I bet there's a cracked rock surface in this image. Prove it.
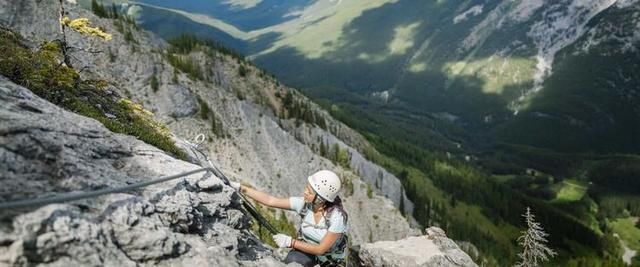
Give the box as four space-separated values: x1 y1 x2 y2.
0 77 285 266
350 227 478 267
0 0 420 245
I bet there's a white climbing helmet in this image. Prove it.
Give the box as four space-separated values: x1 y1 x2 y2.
307 170 342 202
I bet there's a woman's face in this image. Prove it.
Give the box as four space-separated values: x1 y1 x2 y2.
303 184 316 203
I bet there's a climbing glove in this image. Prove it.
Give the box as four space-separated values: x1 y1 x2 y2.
230 181 241 191
272 234 292 248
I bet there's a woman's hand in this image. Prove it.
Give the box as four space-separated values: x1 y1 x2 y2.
230 181 241 191
272 234 292 248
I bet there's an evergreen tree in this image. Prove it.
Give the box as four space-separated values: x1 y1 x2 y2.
319 139 327 157
111 3 119 19
91 0 108 18
515 207 557 267
149 74 159 92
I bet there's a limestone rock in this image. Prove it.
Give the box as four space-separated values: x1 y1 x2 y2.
0 0 474 265
350 227 477 267
0 0 420 245
160 84 198 118
0 77 285 266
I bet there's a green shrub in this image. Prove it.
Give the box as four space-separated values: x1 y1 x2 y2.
91 0 109 18
343 175 354 197
251 202 298 247
124 30 135 44
167 53 202 80
108 47 116 62
332 144 351 168
238 64 248 77
172 69 179 83
197 96 210 120
149 74 159 92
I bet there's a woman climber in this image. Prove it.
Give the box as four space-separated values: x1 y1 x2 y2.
230 170 349 267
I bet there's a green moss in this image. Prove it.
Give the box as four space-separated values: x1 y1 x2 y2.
0 28 185 160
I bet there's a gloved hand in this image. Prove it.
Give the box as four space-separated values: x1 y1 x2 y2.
272 234 292 248
229 181 241 191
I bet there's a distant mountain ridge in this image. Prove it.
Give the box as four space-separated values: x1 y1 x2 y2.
106 0 640 154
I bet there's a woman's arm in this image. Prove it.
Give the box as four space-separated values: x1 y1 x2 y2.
291 231 342 256
240 185 291 210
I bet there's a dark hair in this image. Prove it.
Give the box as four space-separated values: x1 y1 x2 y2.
324 196 348 225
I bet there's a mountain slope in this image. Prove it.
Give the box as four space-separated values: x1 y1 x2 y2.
0 0 421 247
0 73 475 266
5 0 640 265
115 0 640 155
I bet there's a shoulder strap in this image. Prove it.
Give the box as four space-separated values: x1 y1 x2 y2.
298 203 310 239
300 202 310 218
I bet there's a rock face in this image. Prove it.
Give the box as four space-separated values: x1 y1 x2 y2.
0 77 283 266
0 1 475 266
0 76 475 266
350 227 478 267
161 84 198 118
0 0 420 244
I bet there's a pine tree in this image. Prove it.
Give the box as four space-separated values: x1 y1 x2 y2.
149 74 159 92
111 3 119 19
515 207 557 267
319 139 327 157
91 0 108 18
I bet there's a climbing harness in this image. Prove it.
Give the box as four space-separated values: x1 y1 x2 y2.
297 202 349 266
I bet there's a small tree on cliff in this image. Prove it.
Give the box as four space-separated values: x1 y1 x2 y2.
515 207 557 267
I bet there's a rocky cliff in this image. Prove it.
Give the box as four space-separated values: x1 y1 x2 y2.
0 0 476 266
351 227 477 267
0 76 476 266
0 0 418 243
0 76 283 266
